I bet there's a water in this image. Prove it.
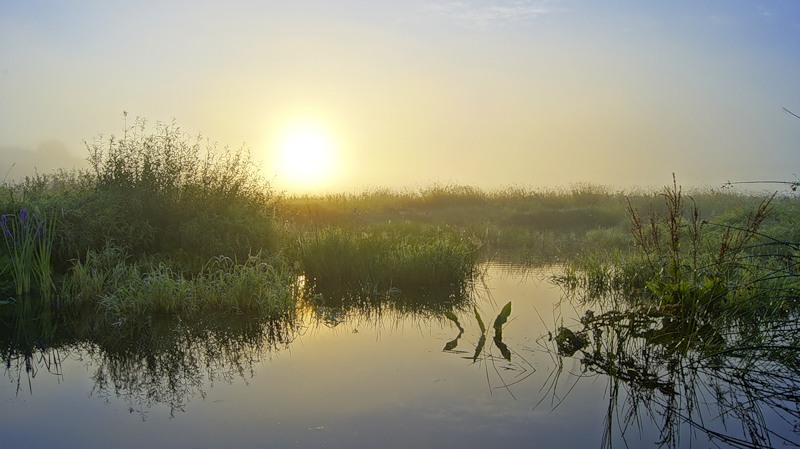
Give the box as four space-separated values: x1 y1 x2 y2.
1 264 797 448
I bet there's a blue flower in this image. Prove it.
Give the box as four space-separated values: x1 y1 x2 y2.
0 215 10 238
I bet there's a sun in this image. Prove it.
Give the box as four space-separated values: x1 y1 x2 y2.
273 121 338 191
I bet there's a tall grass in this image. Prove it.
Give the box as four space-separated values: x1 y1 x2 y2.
280 182 774 264
61 245 298 321
80 117 279 261
555 176 799 334
293 222 481 292
0 208 56 297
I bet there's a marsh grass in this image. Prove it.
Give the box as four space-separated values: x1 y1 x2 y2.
546 178 800 447
556 176 798 326
280 183 771 264
62 245 298 321
1 208 56 298
293 223 481 292
82 117 279 261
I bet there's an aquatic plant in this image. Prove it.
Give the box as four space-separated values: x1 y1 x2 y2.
443 302 513 362
61 245 298 321
0 208 56 298
557 175 798 330
294 224 481 292
544 176 800 448
442 301 530 396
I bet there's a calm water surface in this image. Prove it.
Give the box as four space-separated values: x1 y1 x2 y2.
1 264 796 448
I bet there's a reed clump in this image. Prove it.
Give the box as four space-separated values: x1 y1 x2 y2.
293 222 481 292
0 117 297 321
0 207 56 298
555 176 799 333
61 244 298 321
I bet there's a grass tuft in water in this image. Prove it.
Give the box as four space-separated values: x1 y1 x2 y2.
293 223 481 292
61 245 298 321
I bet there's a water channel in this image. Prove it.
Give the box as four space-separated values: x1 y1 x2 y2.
1 264 797 448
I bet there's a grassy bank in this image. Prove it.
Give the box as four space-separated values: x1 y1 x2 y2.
0 119 486 321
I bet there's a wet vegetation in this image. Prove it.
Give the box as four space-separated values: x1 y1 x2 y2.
0 294 296 416
547 177 800 448
1 117 799 447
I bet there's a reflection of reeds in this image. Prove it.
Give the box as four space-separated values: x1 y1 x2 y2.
0 296 65 394
540 305 800 448
1 305 298 417
86 314 297 418
300 276 476 329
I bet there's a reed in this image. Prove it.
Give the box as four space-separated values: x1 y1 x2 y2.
293 223 481 292
0 208 56 298
280 182 776 264
61 245 298 321
556 176 799 334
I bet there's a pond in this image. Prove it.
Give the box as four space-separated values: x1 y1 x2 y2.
1 264 797 449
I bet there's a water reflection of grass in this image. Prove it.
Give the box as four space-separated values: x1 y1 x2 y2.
85 314 297 418
0 303 298 417
544 177 800 448
542 305 800 448
299 275 476 330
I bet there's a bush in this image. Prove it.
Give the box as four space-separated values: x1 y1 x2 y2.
80 117 278 261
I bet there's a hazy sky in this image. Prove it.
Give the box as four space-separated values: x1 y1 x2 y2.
1 1 799 193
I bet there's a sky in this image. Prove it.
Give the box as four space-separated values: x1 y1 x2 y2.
1 0 799 194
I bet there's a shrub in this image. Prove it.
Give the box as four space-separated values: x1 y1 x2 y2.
82 117 278 261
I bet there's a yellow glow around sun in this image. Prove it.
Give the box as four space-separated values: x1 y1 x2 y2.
273 121 338 191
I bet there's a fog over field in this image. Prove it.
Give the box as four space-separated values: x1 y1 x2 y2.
2 1 799 192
